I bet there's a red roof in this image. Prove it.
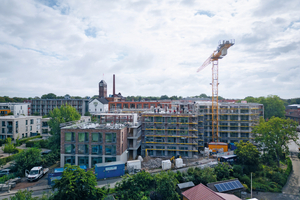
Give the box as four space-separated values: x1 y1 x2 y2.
182 184 241 200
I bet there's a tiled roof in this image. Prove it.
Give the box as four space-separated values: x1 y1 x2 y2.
182 183 241 200
182 184 225 200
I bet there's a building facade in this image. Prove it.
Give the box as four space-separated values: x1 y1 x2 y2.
94 113 141 160
31 99 89 116
0 116 50 140
0 103 31 116
285 104 300 124
99 80 107 98
108 101 171 112
141 101 263 158
60 123 128 168
88 98 109 114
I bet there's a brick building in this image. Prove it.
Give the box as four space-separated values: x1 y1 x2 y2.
60 123 128 168
285 104 300 124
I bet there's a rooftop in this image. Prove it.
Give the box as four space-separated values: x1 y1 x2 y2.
62 122 126 130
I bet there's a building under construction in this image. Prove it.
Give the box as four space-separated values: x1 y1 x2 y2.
141 101 263 158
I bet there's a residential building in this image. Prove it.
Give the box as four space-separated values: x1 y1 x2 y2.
0 103 31 116
88 98 109 114
0 116 50 140
140 101 263 158
31 97 89 116
94 113 141 160
285 104 300 124
108 100 171 112
60 122 128 168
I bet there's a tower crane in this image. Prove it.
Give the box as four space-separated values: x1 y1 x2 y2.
197 40 235 142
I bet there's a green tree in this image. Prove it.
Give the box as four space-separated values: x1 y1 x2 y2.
244 95 285 120
2 138 17 155
214 163 233 181
7 112 14 115
41 93 57 99
234 141 260 165
252 117 299 167
51 164 107 200
154 171 180 200
47 104 81 153
14 148 42 176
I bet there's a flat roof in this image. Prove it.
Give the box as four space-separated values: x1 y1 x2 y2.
95 161 125 167
62 122 126 130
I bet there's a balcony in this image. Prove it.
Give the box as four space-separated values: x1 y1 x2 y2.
128 140 141 150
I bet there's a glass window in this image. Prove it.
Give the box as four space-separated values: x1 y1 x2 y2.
92 133 102 142
26 120 28 125
92 145 102 155
65 132 74 142
78 156 89 166
168 137 176 143
65 144 75 154
65 156 75 165
2 121 5 126
92 157 102 166
30 119 34 124
78 132 88 142
105 145 116 155
78 144 89 154
105 157 116 163
105 133 116 143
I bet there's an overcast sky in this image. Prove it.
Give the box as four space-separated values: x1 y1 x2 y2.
0 0 300 99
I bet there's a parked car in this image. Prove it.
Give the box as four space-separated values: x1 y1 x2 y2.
0 169 11 177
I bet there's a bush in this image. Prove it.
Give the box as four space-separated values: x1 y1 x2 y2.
239 175 251 187
15 135 42 147
233 165 243 176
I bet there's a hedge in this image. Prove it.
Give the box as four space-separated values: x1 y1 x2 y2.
16 135 42 146
25 139 48 148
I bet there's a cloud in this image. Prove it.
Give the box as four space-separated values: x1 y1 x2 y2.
0 0 299 99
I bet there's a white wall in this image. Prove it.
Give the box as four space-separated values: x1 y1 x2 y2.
89 100 107 113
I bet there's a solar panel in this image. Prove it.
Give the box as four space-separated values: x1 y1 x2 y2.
214 180 244 192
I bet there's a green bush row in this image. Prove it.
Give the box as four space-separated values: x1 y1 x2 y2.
25 139 48 148
0 154 16 166
16 135 42 146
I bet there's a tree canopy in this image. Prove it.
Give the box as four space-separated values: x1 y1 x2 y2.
252 117 299 166
14 148 42 176
51 164 107 200
243 95 285 120
234 141 260 165
48 104 81 153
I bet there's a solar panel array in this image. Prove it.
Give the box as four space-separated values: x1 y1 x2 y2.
214 180 244 192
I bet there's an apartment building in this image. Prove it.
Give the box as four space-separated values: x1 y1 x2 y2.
60 123 128 168
140 101 263 158
285 104 300 124
108 101 171 112
0 103 31 116
31 98 89 116
0 116 50 140
93 113 141 160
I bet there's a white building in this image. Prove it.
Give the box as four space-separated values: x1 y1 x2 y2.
88 98 109 114
0 103 31 116
0 116 50 140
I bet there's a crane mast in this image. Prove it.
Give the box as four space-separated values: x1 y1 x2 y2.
197 40 235 142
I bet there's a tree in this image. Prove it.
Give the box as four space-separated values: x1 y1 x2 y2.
51 164 107 200
252 117 299 167
47 104 81 152
234 141 260 165
214 163 233 181
41 93 57 99
244 95 285 120
154 171 180 200
2 138 17 155
14 148 42 176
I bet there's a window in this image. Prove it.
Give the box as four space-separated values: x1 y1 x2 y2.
145 137 154 142
241 133 249 138
105 133 116 143
65 144 75 154
92 157 102 166
92 145 103 155
105 145 116 155
2 128 4 133
105 157 116 162
65 156 75 165
26 127 28 131
78 132 89 142
220 133 228 137
26 120 28 125
78 144 89 154
155 137 164 142
30 126 32 131
78 156 89 166
179 138 188 143
30 119 34 124
65 132 75 142
92 133 102 142
230 133 238 138
168 137 176 143
2 121 5 126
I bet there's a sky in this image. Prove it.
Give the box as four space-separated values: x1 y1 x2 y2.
0 0 300 99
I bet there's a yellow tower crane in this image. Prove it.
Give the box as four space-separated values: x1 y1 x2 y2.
197 40 235 142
